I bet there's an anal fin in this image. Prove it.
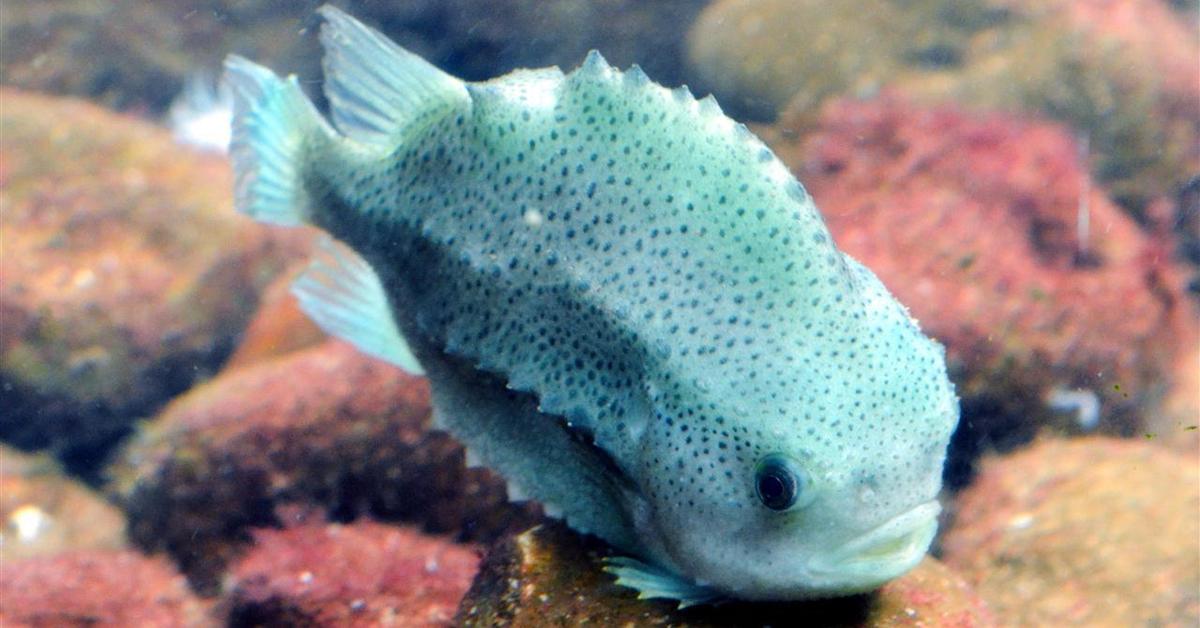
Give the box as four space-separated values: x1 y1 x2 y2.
292 237 424 374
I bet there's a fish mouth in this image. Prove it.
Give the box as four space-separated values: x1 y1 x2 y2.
810 500 941 584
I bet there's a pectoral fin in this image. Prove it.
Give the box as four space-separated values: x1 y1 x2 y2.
604 555 724 608
291 237 424 374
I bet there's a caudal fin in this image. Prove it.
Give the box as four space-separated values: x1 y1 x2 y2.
223 55 331 226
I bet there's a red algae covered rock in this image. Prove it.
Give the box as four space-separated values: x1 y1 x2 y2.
764 95 1197 478
224 517 479 627
111 340 540 593
0 550 212 627
0 88 307 475
940 437 1199 626
1 446 126 559
457 523 995 627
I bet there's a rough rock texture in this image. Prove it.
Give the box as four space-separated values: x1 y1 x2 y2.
457 523 995 626
224 516 479 627
0 550 213 627
941 437 1200 626
1 0 707 115
0 446 127 559
689 0 1199 216
111 339 541 594
0 88 307 475
763 95 1198 483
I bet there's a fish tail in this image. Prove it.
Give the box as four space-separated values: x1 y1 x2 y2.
222 55 331 227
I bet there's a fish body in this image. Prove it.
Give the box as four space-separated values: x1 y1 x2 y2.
224 6 959 605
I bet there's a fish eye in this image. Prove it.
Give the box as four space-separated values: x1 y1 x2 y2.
755 454 807 511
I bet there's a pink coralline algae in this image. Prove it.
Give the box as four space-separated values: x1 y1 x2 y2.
112 339 539 593
226 517 480 627
0 550 211 627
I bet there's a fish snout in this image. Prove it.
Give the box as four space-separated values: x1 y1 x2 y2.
807 500 940 585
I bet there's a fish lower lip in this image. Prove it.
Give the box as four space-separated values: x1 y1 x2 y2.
816 501 941 575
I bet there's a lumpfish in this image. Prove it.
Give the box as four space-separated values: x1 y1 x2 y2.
223 5 959 606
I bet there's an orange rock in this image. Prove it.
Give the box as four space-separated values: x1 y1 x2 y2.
223 263 326 371
0 446 126 559
1161 349 1199 453
941 437 1199 626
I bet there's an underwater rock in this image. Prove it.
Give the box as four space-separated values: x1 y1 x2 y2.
941 437 1200 626
0 446 127 559
221 264 327 371
0 88 308 476
763 94 1198 483
0 1 198 112
0 550 212 626
689 0 1199 217
1 0 707 115
111 340 540 594
900 0 1200 218
687 0 937 120
1160 345 1200 453
223 515 479 626
456 522 995 626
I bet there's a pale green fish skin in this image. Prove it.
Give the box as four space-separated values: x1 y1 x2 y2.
223 5 960 605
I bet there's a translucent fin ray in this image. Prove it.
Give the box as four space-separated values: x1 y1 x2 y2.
318 4 469 144
223 55 330 226
604 556 724 608
292 237 423 374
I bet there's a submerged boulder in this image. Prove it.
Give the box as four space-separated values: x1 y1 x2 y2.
110 339 540 593
0 88 308 475
0 550 212 626
941 437 1199 625
223 515 479 626
0 446 127 560
689 0 1199 217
